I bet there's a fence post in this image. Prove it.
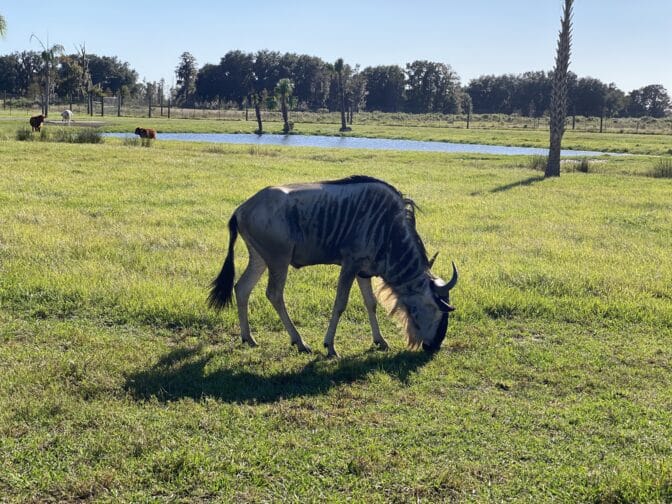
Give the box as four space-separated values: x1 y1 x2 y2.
168 98 171 119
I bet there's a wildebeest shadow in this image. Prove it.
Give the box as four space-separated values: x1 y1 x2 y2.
123 345 433 404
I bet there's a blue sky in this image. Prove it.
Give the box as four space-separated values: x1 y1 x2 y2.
1 1 670 93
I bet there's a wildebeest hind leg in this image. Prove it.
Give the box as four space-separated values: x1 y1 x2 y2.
265 264 312 353
357 276 388 351
235 244 267 346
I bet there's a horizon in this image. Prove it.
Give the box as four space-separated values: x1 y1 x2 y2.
1 1 670 94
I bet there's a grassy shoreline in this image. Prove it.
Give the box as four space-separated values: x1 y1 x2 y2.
2 111 671 155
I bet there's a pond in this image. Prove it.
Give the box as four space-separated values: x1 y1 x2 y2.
106 132 614 157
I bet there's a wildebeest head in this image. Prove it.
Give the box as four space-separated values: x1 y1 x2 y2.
422 261 459 353
381 261 458 353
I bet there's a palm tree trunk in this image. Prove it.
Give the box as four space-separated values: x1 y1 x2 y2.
546 0 573 178
255 101 263 134
339 74 347 131
281 95 289 133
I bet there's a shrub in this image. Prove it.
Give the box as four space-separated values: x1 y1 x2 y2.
15 127 33 141
649 158 672 179
528 155 547 171
577 158 591 173
53 128 77 143
73 128 103 144
123 137 141 147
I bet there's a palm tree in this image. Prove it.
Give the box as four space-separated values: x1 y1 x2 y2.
0 14 7 38
334 58 348 132
252 90 267 134
31 34 64 117
546 0 574 178
275 78 294 134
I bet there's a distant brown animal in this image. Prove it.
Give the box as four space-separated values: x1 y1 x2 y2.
30 114 46 132
134 127 157 139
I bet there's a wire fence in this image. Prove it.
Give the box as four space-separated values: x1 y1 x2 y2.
2 94 671 135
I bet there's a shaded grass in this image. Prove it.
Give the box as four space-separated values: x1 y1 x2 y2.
1 139 671 501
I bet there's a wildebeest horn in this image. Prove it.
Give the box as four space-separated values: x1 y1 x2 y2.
428 252 439 268
446 261 458 290
431 261 458 297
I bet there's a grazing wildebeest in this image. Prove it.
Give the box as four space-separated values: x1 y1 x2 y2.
29 114 46 132
61 109 73 125
208 175 458 357
134 127 157 139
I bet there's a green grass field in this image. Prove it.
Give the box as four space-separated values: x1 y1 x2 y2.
1 132 671 501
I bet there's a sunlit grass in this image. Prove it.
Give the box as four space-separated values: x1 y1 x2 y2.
1 139 671 501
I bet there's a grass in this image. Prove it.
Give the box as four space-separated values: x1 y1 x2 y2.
1 138 671 501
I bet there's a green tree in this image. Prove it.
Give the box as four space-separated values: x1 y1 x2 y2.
175 52 198 106
30 34 64 117
405 60 461 113
0 14 7 38
546 0 574 178
275 78 294 133
362 65 405 112
627 84 670 118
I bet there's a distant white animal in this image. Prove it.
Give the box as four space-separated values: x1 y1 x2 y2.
61 109 73 125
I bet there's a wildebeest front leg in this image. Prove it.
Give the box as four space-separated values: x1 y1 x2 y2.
234 245 267 347
323 266 357 358
266 265 312 353
356 276 388 351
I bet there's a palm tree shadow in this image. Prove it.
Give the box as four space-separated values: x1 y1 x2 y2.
471 175 546 196
123 345 433 404
488 175 546 194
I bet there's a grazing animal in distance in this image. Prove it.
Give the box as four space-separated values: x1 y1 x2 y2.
208 175 458 358
29 114 46 132
134 127 157 139
61 109 73 125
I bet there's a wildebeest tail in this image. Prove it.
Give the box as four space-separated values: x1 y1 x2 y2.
208 214 238 310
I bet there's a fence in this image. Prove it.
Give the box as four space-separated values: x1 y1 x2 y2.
2 94 671 135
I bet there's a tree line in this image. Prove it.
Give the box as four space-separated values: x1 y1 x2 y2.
1 47 669 119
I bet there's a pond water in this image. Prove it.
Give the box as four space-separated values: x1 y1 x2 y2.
105 132 613 157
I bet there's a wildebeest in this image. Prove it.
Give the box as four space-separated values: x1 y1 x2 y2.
61 109 73 125
134 127 157 139
29 114 46 132
208 175 458 357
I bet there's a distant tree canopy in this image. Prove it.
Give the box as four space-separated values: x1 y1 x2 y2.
0 50 139 100
467 71 668 118
0 44 668 118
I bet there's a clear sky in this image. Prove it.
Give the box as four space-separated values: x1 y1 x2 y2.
1 1 670 93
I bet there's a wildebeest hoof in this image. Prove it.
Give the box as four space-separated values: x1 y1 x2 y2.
242 337 258 347
293 341 312 353
324 345 339 359
374 340 389 351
